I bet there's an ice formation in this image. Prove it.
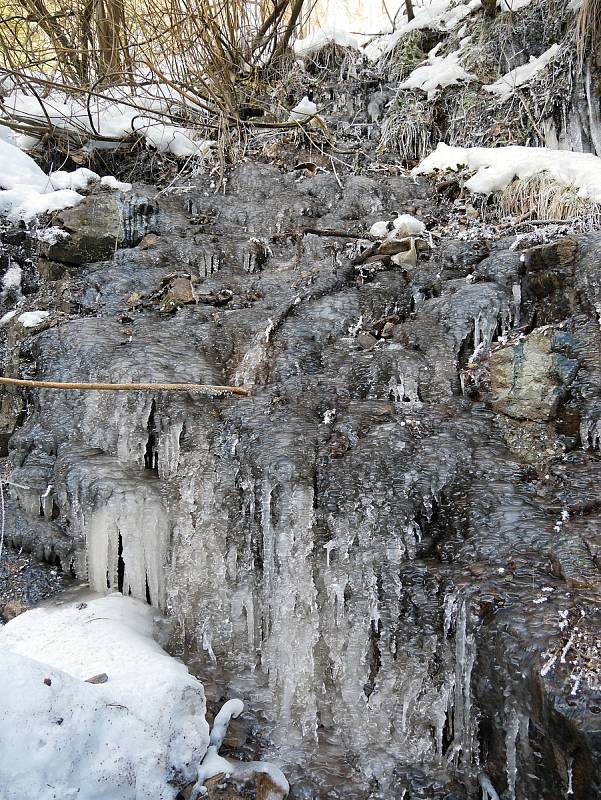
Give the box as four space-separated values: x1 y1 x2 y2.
189 698 289 800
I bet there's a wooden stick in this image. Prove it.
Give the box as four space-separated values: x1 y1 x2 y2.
0 377 249 396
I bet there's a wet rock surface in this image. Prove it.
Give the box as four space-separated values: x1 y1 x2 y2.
0 546 68 623
2 163 601 799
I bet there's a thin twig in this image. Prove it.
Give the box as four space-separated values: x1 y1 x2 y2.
0 377 250 396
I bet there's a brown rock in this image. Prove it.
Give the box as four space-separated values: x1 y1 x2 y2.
357 333 377 350
139 233 160 249
256 772 286 800
85 673 109 684
1 598 27 621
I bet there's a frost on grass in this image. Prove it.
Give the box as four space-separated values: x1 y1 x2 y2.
0 593 210 800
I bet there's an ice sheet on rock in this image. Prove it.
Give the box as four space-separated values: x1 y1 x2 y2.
0 593 210 800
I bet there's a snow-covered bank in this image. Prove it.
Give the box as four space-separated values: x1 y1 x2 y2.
1 88 213 158
0 593 210 799
0 140 130 221
413 143 601 202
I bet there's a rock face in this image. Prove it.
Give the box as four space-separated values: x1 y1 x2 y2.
3 167 601 800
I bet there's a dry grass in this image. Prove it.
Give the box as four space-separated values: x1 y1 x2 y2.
496 174 601 229
379 93 435 165
575 0 601 66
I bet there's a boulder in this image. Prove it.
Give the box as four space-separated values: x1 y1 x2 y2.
41 194 123 264
489 327 578 421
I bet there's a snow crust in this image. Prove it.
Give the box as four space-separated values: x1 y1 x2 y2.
366 0 482 60
0 593 210 800
413 143 601 202
400 42 473 98
484 43 560 100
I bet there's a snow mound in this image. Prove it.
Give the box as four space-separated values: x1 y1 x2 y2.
0 140 130 222
484 43 560 100
413 143 601 203
2 89 213 158
0 593 210 800
369 220 390 238
400 42 474 99
392 214 427 236
294 27 358 55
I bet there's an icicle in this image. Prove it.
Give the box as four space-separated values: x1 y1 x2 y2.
505 707 520 800
567 757 574 797
479 772 501 800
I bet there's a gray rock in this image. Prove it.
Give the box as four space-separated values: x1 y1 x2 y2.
489 327 578 421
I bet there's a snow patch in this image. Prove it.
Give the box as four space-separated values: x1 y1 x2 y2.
18 310 50 328
0 140 84 221
0 593 210 800
1 264 22 295
369 220 390 238
35 226 70 245
413 143 601 203
50 167 100 192
101 175 133 191
289 96 318 122
392 213 427 236
484 44 560 100
400 42 474 98
366 0 482 60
